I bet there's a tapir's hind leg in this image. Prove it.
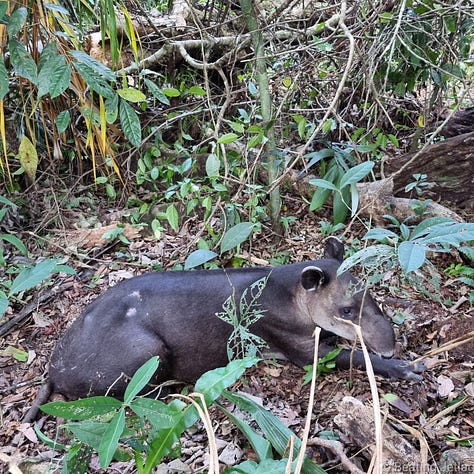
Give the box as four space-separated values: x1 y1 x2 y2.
49 325 172 399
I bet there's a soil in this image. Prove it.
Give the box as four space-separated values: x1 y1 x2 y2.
0 195 473 473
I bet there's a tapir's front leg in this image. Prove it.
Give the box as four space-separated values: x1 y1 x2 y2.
330 346 425 381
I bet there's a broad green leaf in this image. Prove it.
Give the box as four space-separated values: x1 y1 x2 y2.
188 85 206 96
7 7 27 36
69 50 116 81
397 241 426 273
68 421 109 448
308 179 338 191
217 133 239 144
0 233 27 254
130 398 186 430
195 357 259 405
73 62 115 99
184 249 218 269
410 217 453 239
218 403 273 461
224 459 289 473
116 87 146 103
40 396 122 420
8 39 37 84
9 258 58 295
339 161 374 189
124 356 159 404
0 57 9 100
56 110 71 133
166 204 179 232
162 87 180 97
223 391 326 474
304 148 334 169
220 222 255 253
206 153 220 178
37 56 71 99
38 42 59 70
99 408 125 468
119 99 141 146
0 2 8 21
337 244 394 275
364 228 399 243
0 295 8 318
18 136 38 182
333 185 349 224
144 78 170 104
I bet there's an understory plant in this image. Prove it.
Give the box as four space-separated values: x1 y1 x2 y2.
37 356 327 474
0 196 75 317
338 216 474 301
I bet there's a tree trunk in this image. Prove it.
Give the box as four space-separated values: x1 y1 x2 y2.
384 131 474 214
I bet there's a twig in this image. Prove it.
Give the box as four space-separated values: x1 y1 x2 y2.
306 438 366 474
294 327 321 474
268 0 355 194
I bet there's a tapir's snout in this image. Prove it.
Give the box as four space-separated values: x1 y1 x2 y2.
362 312 396 359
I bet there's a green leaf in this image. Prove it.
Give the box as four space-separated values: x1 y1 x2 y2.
304 148 334 169
40 396 122 420
397 241 427 273
69 50 116 82
68 420 109 448
0 295 8 318
166 204 179 232
56 110 71 133
218 403 273 461
119 99 142 147
8 39 37 84
0 233 27 254
124 356 159 404
7 7 27 36
162 87 180 97
339 161 374 189
337 244 394 275
333 185 350 224
37 56 71 99
73 62 115 99
195 357 260 405
184 249 218 269
34 425 68 451
217 133 239 144
0 56 9 100
206 154 220 178
116 87 146 103
188 85 206 96
223 391 326 474
364 228 399 243
9 259 58 296
130 398 186 430
144 78 170 105
308 179 338 191
220 222 255 253
99 408 125 468
224 459 289 473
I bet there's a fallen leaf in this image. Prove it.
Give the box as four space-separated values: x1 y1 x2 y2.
437 375 455 398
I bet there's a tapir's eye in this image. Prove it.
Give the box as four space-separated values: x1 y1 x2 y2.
340 307 353 319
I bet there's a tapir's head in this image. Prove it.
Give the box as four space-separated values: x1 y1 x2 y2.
299 237 395 358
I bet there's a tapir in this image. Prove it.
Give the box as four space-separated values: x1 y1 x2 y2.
25 237 423 421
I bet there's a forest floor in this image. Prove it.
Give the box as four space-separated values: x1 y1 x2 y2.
1 191 473 473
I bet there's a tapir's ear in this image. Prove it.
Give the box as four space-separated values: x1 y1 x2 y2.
323 236 344 262
301 266 326 291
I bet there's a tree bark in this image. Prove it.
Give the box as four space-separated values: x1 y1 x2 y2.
384 131 474 213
